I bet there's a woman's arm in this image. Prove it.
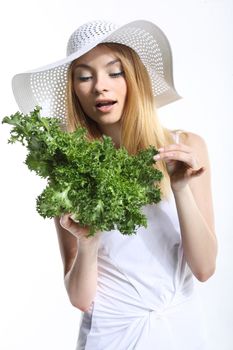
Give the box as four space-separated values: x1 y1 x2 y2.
155 132 217 281
54 215 101 311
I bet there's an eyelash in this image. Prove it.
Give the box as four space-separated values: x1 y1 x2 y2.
110 71 124 78
77 71 124 81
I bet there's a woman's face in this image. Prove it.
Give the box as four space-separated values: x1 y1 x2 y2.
72 45 127 129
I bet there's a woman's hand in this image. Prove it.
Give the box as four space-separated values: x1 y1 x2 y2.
60 213 101 247
154 142 205 192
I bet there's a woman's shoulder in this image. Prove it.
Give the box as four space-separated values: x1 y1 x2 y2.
169 129 207 150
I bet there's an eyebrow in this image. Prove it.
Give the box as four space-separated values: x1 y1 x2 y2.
74 59 121 69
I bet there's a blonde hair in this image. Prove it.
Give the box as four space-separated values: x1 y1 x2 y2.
66 43 174 197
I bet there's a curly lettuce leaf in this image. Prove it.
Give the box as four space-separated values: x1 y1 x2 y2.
2 106 163 236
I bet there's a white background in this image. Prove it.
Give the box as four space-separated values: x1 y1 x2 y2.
0 0 232 349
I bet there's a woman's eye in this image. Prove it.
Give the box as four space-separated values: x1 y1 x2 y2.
78 76 92 81
109 71 124 78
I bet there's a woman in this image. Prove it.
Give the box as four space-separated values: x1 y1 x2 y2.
12 20 217 349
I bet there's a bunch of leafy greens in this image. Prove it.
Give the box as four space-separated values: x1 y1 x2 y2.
2 106 163 236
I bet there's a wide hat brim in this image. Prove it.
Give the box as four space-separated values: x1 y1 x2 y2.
12 20 181 124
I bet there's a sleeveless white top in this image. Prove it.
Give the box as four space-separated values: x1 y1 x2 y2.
75 132 207 350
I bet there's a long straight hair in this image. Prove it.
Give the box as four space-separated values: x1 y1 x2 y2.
66 43 174 197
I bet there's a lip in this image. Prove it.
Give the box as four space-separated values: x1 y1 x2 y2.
95 99 117 107
95 99 117 113
95 103 117 113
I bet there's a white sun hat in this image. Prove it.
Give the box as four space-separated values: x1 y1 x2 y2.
12 19 181 125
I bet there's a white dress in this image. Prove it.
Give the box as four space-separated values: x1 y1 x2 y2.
75 193 208 349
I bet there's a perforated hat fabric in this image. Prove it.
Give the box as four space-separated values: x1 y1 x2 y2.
12 20 181 125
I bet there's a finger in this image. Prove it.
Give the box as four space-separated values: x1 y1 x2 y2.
154 151 195 168
60 213 72 229
191 167 205 177
60 214 89 236
185 166 205 178
158 143 191 154
70 214 79 224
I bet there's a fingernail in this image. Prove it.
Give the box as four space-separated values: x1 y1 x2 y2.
60 216 66 226
158 147 164 152
154 154 160 160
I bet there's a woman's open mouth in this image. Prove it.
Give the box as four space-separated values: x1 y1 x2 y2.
95 100 117 112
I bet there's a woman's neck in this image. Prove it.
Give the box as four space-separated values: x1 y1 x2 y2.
99 121 122 149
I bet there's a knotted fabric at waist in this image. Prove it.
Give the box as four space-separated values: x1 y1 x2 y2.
146 288 195 318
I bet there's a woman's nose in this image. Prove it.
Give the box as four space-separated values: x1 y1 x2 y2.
92 75 109 94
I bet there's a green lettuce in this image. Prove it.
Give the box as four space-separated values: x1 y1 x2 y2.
2 106 163 236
